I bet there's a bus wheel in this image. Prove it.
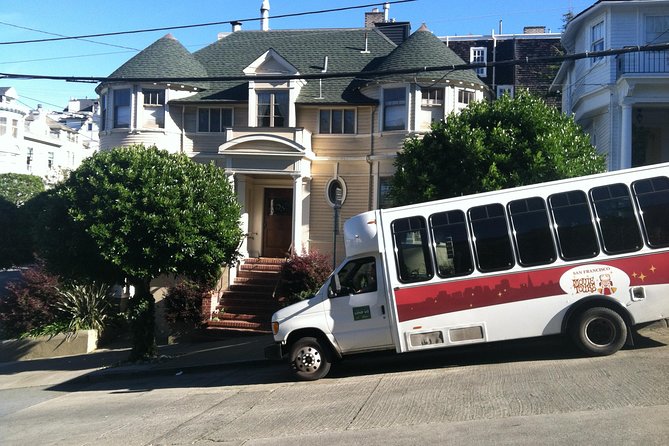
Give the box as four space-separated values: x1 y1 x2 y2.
290 337 332 381
571 307 627 356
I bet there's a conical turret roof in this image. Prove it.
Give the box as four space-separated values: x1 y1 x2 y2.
373 24 484 87
106 34 208 88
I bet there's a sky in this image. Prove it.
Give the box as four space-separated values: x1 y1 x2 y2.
0 0 594 112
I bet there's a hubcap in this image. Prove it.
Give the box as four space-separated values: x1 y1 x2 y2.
586 317 616 346
295 346 322 373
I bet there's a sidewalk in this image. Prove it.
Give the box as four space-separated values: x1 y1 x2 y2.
0 334 276 390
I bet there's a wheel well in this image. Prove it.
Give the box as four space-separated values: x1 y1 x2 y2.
285 328 341 359
562 296 635 334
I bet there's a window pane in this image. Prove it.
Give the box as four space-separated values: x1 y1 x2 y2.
633 176 669 247
383 88 406 131
430 210 474 277
319 110 330 133
549 191 599 260
469 204 514 272
332 110 343 134
113 89 131 128
221 108 232 127
210 108 221 132
590 184 643 254
508 197 556 266
392 217 433 282
198 109 210 132
274 91 289 127
344 110 355 133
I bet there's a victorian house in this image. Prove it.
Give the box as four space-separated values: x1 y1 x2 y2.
96 4 486 331
552 0 669 170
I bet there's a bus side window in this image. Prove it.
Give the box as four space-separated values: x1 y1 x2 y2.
632 176 669 248
468 203 515 272
429 210 474 278
548 190 599 261
391 216 434 283
590 183 643 254
508 197 556 266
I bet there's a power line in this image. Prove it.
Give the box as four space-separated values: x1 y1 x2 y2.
2 42 667 85
0 0 417 46
0 21 139 51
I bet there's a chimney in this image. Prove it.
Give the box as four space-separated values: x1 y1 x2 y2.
383 2 390 22
524 26 546 34
261 0 270 31
365 8 384 28
231 21 242 32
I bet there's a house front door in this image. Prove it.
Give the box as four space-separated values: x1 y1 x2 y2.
263 188 293 257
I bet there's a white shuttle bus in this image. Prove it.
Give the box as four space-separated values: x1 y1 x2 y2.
267 163 669 380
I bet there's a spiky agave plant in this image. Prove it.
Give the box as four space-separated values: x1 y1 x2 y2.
55 282 112 335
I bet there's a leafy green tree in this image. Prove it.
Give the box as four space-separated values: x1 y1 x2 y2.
0 173 44 206
35 145 243 359
390 91 606 205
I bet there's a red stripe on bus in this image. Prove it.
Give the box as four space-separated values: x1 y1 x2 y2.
394 251 669 323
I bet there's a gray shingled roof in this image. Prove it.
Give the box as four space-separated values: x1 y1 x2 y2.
187 28 396 104
374 24 485 87
106 34 208 88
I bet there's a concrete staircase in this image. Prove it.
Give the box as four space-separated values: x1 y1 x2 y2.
206 258 284 333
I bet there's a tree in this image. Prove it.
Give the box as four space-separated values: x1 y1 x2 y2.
34 145 243 359
0 174 45 268
390 91 606 205
0 173 44 206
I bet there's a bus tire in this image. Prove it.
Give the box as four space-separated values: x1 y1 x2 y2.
571 307 627 356
290 337 332 381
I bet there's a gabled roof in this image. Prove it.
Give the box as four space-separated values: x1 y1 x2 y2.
189 28 396 104
104 34 208 88
374 24 485 87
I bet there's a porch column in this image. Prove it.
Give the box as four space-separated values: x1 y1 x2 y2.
226 172 249 258
620 103 633 170
291 173 303 255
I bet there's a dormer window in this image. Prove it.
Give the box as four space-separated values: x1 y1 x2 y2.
257 91 288 127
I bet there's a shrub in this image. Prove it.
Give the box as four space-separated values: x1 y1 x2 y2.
163 280 210 332
277 251 332 304
0 264 61 339
54 282 113 334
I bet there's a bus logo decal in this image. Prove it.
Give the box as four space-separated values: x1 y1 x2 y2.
559 264 629 297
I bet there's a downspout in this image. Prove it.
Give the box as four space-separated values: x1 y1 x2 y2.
492 29 497 96
367 105 376 210
180 105 185 153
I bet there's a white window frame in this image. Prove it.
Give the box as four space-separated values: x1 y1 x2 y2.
645 15 669 44
141 88 165 129
457 89 475 105
0 117 6 136
590 20 605 64
421 87 444 106
496 85 514 98
382 87 408 131
257 90 289 128
113 88 132 129
470 47 487 77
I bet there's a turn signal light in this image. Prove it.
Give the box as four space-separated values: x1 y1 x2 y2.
272 321 279 335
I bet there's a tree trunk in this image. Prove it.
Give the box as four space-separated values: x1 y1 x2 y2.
128 278 156 361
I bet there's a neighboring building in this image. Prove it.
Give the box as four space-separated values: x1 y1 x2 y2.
57 98 101 153
552 0 669 170
444 26 563 107
0 87 28 176
0 87 97 186
96 4 486 263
